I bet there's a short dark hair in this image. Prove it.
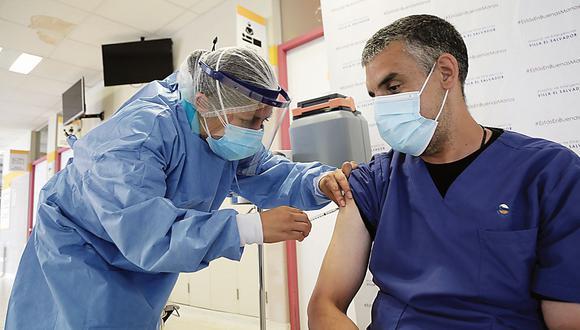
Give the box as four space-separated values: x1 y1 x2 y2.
361 15 468 94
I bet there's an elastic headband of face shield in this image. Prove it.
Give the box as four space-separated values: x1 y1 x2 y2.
198 60 291 109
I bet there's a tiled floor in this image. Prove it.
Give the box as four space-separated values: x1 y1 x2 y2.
0 277 288 330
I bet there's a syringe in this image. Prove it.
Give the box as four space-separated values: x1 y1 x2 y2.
310 207 340 222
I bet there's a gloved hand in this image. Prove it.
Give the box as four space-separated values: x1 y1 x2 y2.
319 161 358 207
260 206 312 243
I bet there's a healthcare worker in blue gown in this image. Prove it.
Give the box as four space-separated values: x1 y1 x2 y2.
5 47 356 329
308 15 580 330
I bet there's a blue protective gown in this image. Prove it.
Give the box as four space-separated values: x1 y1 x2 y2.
5 73 332 329
349 131 580 329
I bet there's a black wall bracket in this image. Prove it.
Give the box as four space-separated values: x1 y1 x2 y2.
81 112 104 121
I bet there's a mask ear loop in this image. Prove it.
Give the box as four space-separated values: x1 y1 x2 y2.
434 90 449 122
214 109 228 127
419 63 437 95
419 62 448 122
201 117 214 139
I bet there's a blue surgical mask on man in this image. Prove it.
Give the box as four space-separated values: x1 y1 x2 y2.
374 63 449 156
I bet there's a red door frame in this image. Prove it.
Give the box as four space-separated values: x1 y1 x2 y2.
55 147 70 172
277 26 324 330
28 155 47 237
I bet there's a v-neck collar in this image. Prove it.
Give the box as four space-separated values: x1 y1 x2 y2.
409 132 508 204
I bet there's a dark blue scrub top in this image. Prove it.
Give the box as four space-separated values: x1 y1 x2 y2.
349 130 580 329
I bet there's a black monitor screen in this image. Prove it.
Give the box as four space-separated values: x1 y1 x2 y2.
62 78 85 125
102 38 173 86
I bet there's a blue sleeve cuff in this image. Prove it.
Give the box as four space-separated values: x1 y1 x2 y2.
533 275 580 303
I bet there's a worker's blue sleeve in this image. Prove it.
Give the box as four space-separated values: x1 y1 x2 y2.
81 108 242 273
348 152 392 239
233 147 334 210
532 148 580 303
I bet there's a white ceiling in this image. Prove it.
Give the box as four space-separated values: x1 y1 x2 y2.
0 0 225 137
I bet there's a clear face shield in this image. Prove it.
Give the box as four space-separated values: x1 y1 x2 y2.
195 56 291 151
177 47 290 160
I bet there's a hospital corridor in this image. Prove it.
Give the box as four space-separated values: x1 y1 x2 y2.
1 0 579 329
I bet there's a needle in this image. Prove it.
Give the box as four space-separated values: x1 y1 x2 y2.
310 207 340 222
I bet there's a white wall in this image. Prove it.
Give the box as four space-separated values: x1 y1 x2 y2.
173 1 237 66
1 131 30 164
0 129 30 154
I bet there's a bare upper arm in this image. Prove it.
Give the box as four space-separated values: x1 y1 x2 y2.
542 300 580 329
310 198 372 312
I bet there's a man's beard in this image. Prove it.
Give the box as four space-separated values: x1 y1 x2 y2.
422 114 449 156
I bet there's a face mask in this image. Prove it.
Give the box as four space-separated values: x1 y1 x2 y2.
201 115 264 161
374 63 449 156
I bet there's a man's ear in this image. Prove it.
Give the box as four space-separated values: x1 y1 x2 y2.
436 53 459 91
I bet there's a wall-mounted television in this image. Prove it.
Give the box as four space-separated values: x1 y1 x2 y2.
102 38 173 86
62 77 85 125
